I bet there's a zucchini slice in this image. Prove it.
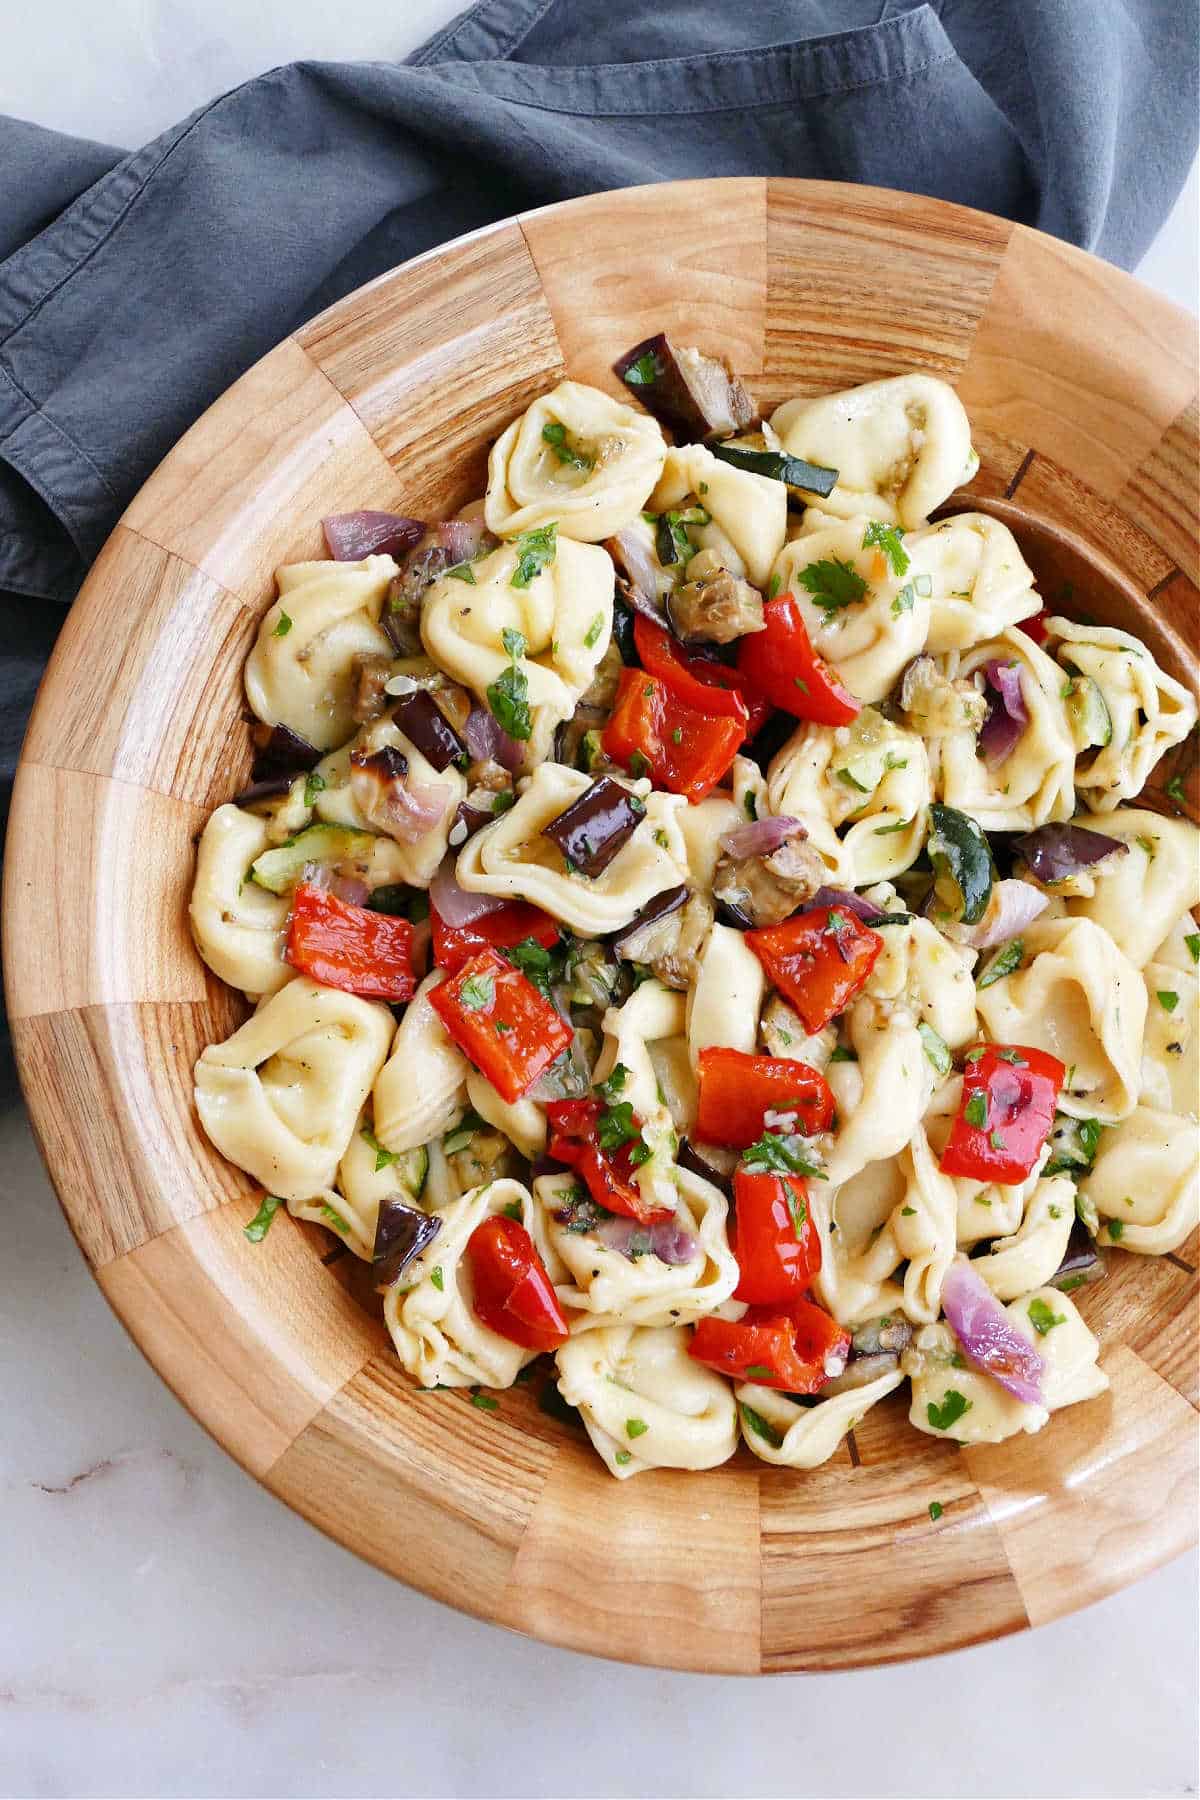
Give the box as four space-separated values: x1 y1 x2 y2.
250 823 382 896
1063 675 1113 751
927 803 994 926
711 442 839 498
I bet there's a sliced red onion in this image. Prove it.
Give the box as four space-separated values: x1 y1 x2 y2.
718 815 806 860
605 529 671 627
299 861 371 907
349 746 451 844
464 704 523 772
958 878 1048 949
802 886 887 924
429 855 508 927
978 659 1029 766
1049 1220 1106 1292
323 512 425 562
941 1258 1044 1406
1013 822 1130 884
595 1214 698 1267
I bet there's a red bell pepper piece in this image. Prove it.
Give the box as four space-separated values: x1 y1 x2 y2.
465 1214 569 1352
431 899 560 974
1016 609 1049 645
632 614 771 737
689 1296 850 1393
736 593 861 725
427 948 572 1103
731 1167 821 1304
284 881 415 1001
544 1096 671 1224
939 1044 1065 1185
747 905 882 1033
601 666 746 803
695 1047 834 1146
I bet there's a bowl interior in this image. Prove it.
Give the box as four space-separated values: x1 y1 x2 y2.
5 179 1197 1674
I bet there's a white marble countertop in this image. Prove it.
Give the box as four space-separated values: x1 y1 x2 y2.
1 7 1196 1797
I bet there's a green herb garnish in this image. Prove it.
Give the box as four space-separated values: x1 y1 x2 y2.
625 1418 649 1439
926 1390 972 1432
509 522 558 590
978 938 1024 989
1028 1297 1066 1336
798 557 868 622
459 971 495 1011
862 520 909 577
917 1022 951 1079
740 1403 783 1448
361 1124 398 1172
964 1091 988 1130
244 1195 283 1242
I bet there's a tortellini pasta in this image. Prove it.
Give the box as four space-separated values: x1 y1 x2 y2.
686 922 765 1067
810 1152 908 1329
244 555 395 749
536 1166 739 1331
194 976 393 1200
968 1177 1077 1301
1065 809 1200 969
1079 1107 1199 1255
555 1325 739 1478
769 519 930 703
860 900 978 1049
1046 616 1196 810
892 1126 961 1323
592 980 688 1216
935 629 1076 830
188 803 290 996
975 917 1146 1123
770 373 974 529
454 762 688 935
421 534 614 755
737 1366 904 1468
824 997 935 1187
484 381 666 541
385 1179 543 1390
907 512 1040 653
767 707 930 885
1140 959 1198 1119
373 971 470 1153
905 1288 1107 1444
648 442 786 587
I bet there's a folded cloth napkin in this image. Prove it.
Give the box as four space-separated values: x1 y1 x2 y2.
0 0 1196 817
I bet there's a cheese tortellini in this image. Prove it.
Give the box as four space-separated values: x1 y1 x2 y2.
907 513 1040 653
1046 616 1196 810
767 707 930 885
737 1365 904 1468
769 519 929 703
373 971 470 1153
194 976 393 1200
1064 810 1200 968
189 803 290 996
935 629 1076 830
485 381 666 541
1079 1107 1199 1255
555 1325 738 1478
649 442 786 586
245 555 395 749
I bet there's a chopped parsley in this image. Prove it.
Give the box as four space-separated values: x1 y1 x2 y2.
836 766 871 793
740 1403 783 1449
509 522 558 590
430 1265 445 1291
541 420 593 471
829 1045 858 1063
862 520 909 577
928 1500 944 1522
1106 1219 1125 1242
964 1091 988 1130
361 1124 398 1172
628 749 651 779
1186 933 1200 965
487 628 532 741
1165 774 1187 805
768 572 782 600
501 1200 523 1221
459 971 495 1011
443 1109 487 1156
597 1100 640 1152
798 557 868 622
917 1022 951 1079
1156 989 1179 1012
622 350 662 386
470 1390 499 1412
784 1182 808 1236
272 610 293 638
303 770 326 808
743 1130 825 1179
1135 834 1156 858
321 1204 350 1234
445 561 477 584
244 1194 283 1242
1028 1297 1066 1336
901 1205 917 1217
583 612 605 649
744 1365 776 1380
614 1449 633 1465
891 582 916 618
977 938 1024 988
625 1418 649 1439
926 1390 972 1432
596 1063 628 1102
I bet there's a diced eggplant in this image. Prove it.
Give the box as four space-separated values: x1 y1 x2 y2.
542 776 646 876
613 889 713 990
1049 1219 1106 1293
667 548 764 645
711 442 839 498
676 1138 735 1195
851 1314 913 1356
613 333 757 439
350 653 395 725
249 721 323 779
1013 822 1127 886
373 1195 441 1289
392 688 468 773
612 885 688 958
712 833 826 929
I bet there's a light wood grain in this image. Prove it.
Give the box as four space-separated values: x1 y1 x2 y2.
5 179 1197 1674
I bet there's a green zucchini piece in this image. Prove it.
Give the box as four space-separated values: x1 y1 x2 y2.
927 803 994 926
711 442 839 498
395 1144 429 1199
1063 675 1113 751
250 823 381 896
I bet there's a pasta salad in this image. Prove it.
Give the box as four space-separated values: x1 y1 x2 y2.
190 339 1199 1479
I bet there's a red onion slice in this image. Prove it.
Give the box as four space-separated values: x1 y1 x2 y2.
1013 822 1129 884
464 704 524 772
429 855 508 927
596 1214 698 1266
802 885 887 924
959 878 1049 949
719 815 805 860
941 1259 1045 1406
323 512 425 562
978 659 1029 766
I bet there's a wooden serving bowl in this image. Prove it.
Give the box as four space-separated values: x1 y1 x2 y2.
5 180 1197 1673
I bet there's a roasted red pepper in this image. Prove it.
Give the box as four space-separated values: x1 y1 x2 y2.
465 1214 569 1352
939 1044 1065 1185
632 614 771 737
427 948 572 1103
431 899 560 974
690 1296 850 1393
695 1047 834 1146
601 666 746 803
731 1167 821 1304
284 881 415 1001
1016 609 1049 645
746 905 882 1033
736 593 861 725
544 1096 671 1224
